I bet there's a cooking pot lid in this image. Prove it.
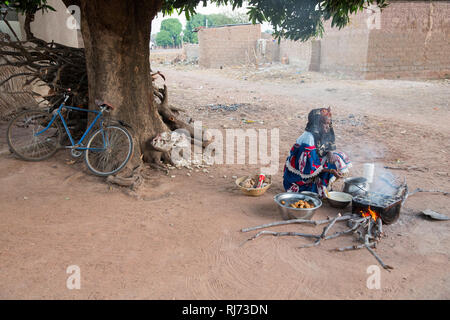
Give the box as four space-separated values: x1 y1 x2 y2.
344 177 368 184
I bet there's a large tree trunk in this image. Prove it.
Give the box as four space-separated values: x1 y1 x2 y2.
73 0 167 168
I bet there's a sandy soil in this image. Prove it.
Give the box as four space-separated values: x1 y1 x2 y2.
0 63 449 299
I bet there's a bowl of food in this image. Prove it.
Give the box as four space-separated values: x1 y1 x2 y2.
274 192 322 220
326 191 353 209
235 175 272 197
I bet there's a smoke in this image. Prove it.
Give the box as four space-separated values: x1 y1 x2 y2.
369 164 401 196
340 141 401 196
341 140 386 164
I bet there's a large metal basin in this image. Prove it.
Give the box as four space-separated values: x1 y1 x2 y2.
274 193 322 220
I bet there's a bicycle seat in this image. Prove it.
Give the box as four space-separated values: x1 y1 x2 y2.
94 99 115 110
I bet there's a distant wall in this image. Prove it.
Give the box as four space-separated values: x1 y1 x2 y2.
365 1 450 79
198 24 261 68
278 39 312 69
184 44 199 62
319 10 371 78
319 0 449 79
18 0 82 48
259 33 280 63
196 1 449 79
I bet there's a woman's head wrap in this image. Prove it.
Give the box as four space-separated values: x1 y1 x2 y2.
305 107 336 157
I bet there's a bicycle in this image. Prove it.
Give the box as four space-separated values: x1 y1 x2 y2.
7 90 134 176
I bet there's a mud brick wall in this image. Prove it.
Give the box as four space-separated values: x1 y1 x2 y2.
259 33 280 63
319 10 372 78
278 39 313 69
18 0 82 48
309 40 321 71
198 24 261 68
184 44 200 62
365 1 450 79
196 1 449 79
319 0 449 79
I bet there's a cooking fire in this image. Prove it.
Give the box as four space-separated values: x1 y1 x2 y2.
361 207 378 221
241 210 394 271
241 182 410 271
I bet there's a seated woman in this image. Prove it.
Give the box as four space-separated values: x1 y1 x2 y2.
283 107 351 197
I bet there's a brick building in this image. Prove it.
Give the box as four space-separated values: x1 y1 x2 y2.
318 0 450 79
198 1 450 79
197 23 262 68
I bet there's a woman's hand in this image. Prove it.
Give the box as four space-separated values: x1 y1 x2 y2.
325 168 343 178
327 151 338 163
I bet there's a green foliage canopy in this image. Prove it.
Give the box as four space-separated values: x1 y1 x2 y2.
158 17 182 47
155 29 173 47
2 0 388 42
183 13 206 44
0 0 54 14
206 13 234 26
163 0 388 41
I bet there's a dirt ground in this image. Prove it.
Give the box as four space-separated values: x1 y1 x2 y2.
0 62 449 299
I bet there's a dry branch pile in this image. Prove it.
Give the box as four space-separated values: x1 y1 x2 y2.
0 64 37 119
0 33 41 118
0 34 88 108
241 213 393 271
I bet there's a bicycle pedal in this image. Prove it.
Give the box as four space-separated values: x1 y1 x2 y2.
70 149 83 158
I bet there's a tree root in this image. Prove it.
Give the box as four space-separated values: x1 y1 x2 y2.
154 85 214 149
106 165 144 191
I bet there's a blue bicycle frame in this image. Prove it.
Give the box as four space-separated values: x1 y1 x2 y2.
35 96 107 151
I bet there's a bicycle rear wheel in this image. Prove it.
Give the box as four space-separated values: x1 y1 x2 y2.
7 110 62 161
84 125 133 176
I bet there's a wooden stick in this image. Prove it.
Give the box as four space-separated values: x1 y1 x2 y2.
384 166 427 172
241 215 353 233
364 233 393 271
365 244 394 271
376 218 383 240
320 213 341 238
355 230 364 242
298 239 321 249
299 213 344 249
408 188 449 197
367 219 373 239
240 230 319 247
335 242 376 252
325 217 368 240
247 230 320 241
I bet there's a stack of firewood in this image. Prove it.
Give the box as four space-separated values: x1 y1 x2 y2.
241 212 393 271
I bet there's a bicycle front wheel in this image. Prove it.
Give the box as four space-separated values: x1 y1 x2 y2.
84 126 133 176
7 110 62 161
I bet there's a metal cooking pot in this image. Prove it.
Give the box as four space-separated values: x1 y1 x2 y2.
343 177 368 196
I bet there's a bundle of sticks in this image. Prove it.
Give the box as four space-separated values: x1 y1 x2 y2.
0 36 88 107
241 213 393 271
